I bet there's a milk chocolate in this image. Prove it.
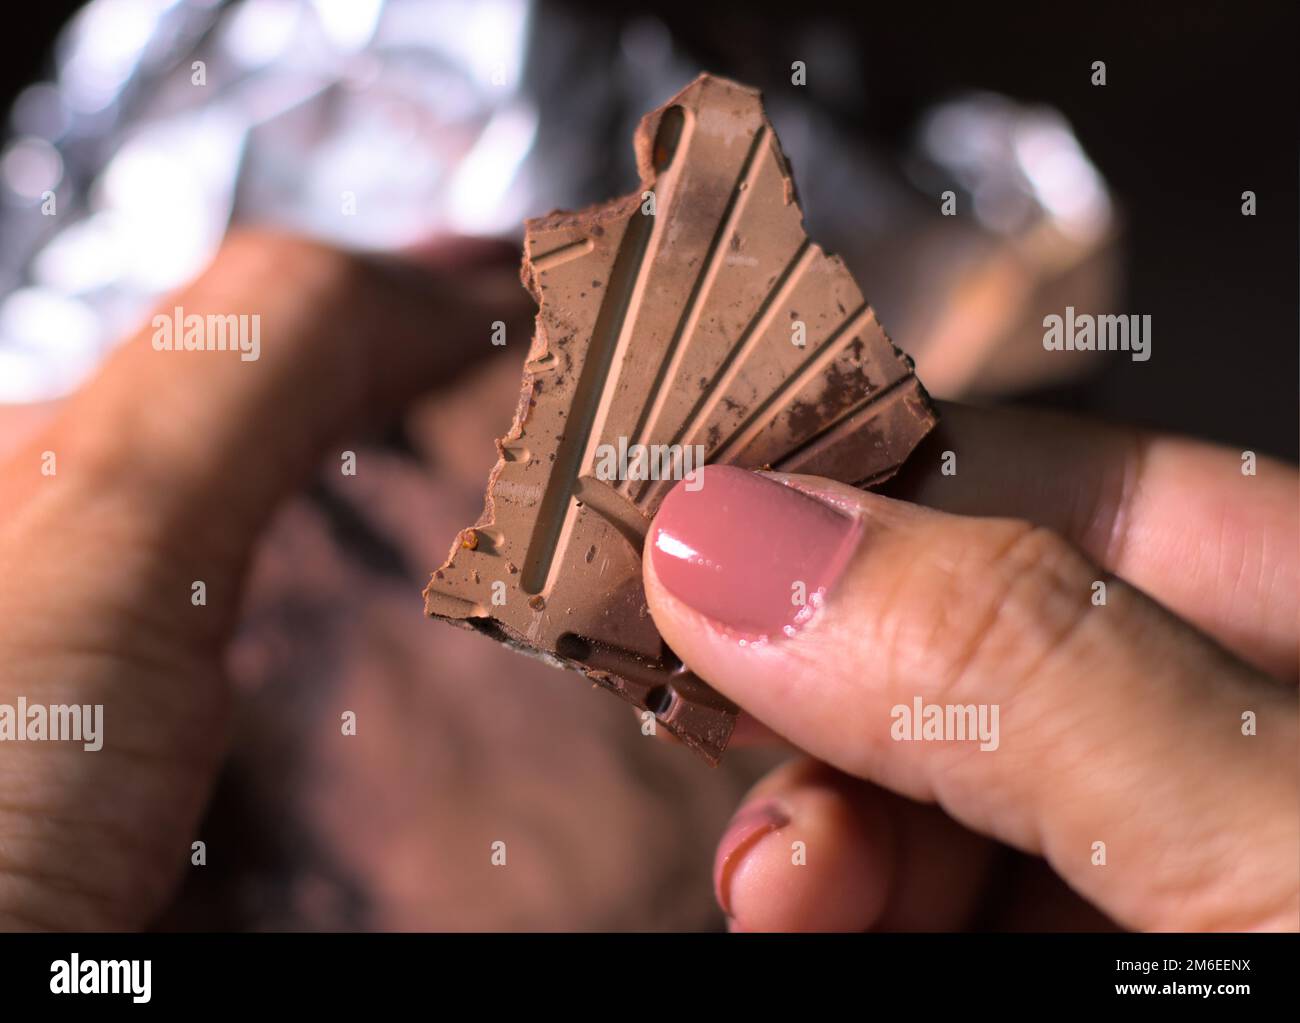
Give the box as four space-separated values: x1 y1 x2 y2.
424 73 936 763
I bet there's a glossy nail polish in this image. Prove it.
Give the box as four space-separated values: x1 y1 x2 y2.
650 465 860 639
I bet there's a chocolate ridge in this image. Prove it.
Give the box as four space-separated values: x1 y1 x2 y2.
424 73 937 763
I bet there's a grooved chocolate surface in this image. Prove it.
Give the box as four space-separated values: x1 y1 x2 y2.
424 73 937 763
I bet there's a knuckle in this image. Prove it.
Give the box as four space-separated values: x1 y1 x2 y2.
920 520 1093 701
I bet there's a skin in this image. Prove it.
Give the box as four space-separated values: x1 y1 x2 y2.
0 232 531 930
0 231 1294 931
644 414 1299 932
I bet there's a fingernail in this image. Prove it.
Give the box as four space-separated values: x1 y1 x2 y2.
650 465 861 639
713 800 790 918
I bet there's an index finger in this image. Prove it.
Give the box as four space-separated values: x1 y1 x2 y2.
883 402 1299 679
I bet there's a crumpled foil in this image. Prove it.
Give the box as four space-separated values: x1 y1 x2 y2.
0 0 1113 402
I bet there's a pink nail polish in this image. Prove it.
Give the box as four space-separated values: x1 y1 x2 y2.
650 465 861 640
713 800 791 918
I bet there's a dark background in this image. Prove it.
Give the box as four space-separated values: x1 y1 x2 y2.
4 0 1296 457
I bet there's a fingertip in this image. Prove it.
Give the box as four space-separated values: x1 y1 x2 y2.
716 765 894 932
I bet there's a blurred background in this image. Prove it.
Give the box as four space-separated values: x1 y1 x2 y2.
0 0 1294 930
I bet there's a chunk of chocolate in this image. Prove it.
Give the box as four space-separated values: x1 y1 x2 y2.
424 73 936 763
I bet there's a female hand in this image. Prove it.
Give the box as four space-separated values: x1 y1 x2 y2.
643 407 1298 931
0 231 528 929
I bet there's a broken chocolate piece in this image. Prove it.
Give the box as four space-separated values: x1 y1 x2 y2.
424 73 937 764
